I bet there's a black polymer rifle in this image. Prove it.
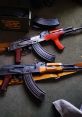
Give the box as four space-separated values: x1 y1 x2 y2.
0 62 82 101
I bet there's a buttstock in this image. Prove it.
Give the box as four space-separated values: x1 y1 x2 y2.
0 42 9 53
0 48 6 53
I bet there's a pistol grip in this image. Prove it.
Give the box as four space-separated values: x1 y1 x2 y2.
23 73 45 101
0 75 12 94
53 37 64 50
15 48 22 64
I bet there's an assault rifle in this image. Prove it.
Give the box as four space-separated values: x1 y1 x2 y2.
0 26 82 63
6 26 82 63
0 62 82 101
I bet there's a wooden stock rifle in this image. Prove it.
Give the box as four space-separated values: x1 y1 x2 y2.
0 61 82 101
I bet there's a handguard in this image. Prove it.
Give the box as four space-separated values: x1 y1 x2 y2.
32 17 59 29
23 72 45 101
32 43 55 61
45 29 65 50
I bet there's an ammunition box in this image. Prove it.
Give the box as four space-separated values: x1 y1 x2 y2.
0 7 29 32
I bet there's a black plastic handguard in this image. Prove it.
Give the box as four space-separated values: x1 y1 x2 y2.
32 43 55 61
23 72 45 101
32 17 60 30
